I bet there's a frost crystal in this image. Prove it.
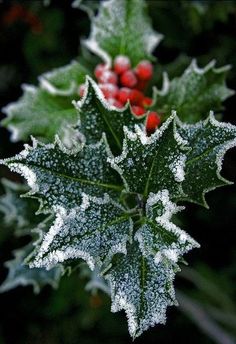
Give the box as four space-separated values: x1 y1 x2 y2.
177 111 236 206
75 76 139 152
153 60 234 122
109 113 187 198
105 243 178 339
135 190 199 264
30 195 132 270
84 0 162 66
1 135 121 212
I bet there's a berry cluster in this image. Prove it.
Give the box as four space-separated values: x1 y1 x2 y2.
79 55 161 134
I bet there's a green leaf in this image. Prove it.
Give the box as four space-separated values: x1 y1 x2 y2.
1 110 235 338
75 76 140 152
154 60 234 122
39 60 89 96
2 135 122 213
105 242 178 339
109 113 188 199
111 112 236 207
29 194 132 270
135 190 199 264
0 179 44 236
176 112 236 206
0 243 62 294
84 0 162 66
1 61 89 142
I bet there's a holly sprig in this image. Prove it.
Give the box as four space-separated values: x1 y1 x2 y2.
0 0 235 339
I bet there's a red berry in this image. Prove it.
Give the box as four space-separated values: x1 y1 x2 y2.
118 87 132 104
107 98 123 108
99 83 118 99
131 105 146 116
146 112 161 134
79 83 86 97
120 70 137 88
135 60 153 81
129 89 144 105
114 55 131 74
99 70 118 84
142 97 153 107
94 64 106 79
136 79 148 91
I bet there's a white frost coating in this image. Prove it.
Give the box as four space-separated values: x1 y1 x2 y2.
169 153 187 182
105 244 177 338
38 60 87 96
83 39 111 67
30 195 132 271
177 110 236 206
135 190 199 266
153 72 170 98
40 78 77 96
109 112 185 197
83 0 162 67
7 163 38 192
80 193 90 211
74 75 129 113
162 249 178 263
185 59 216 75
8 125 20 142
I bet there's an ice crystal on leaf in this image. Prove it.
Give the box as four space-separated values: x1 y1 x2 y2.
1 108 236 337
105 242 178 339
154 60 234 122
176 111 236 206
109 113 188 199
84 0 162 66
135 190 199 265
1 0 236 338
1 61 89 142
0 244 62 294
2 135 122 213
30 194 132 270
74 76 141 152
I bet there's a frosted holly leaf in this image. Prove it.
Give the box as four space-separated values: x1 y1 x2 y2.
75 76 140 152
1 61 89 142
1 135 122 213
29 194 132 271
109 113 188 198
176 112 236 206
154 60 234 122
0 244 62 294
105 242 178 339
135 190 199 265
84 0 162 66
39 60 89 96
0 179 45 236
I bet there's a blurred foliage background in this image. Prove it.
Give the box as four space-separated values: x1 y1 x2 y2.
0 1 236 343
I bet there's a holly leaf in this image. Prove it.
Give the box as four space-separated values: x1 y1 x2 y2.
2 135 121 213
0 243 62 294
39 60 89 96
1 110 236 338
29 194 132 271
0 179 45 236
105 242 178 339
109 113 188 199
75 76 140 152
135 190 199 265
154 60 234 122
110 112 236 206
176 112 236 206
84 0 162 66
1 61 89 142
